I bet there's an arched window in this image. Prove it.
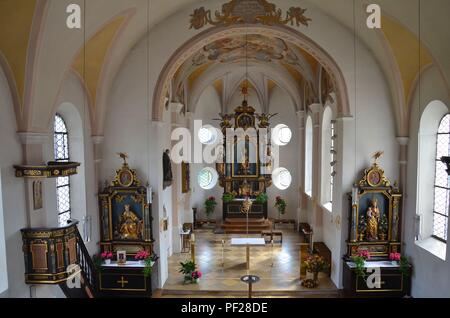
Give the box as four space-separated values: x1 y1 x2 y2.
433 114 450 242
305 116 313 196
321 107 336 210
54 114 72 226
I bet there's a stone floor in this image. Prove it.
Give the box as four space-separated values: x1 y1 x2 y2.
160 227 339 298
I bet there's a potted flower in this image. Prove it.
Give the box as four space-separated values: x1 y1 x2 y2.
378 214 388 240
191 270 203 284
274 196 286 219
255 192 268 204
135 250 150 265
389 252 401 265
204 196 217 219
302 254 329 287
179 260 197 284
351 250 371 278
101 251 113 265
222 192 235 203
399 255 411 277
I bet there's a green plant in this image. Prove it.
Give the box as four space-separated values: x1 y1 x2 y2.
222 192 235 203
204 196 217 217
351 256 366 278
143 258 153 278
255 192 268 204
179 260 197 284
274 196 286 215
399 255 410 277
92 254 103 272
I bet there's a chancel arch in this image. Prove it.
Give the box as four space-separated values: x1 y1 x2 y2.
152 24 351 122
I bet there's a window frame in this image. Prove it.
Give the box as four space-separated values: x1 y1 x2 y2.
54 114 72 226
432 114 450 243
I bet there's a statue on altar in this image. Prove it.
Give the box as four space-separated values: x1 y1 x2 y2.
118 204 142 240
239 148 250 174
239 179 252 196
366 198 380 240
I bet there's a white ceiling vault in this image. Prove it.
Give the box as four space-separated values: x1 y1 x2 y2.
0 0 449 136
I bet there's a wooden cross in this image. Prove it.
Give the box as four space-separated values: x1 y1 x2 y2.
117 276 128 288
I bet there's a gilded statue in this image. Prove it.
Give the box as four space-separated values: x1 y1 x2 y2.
240 197 253 214
366 198 380 240
118 204 142 240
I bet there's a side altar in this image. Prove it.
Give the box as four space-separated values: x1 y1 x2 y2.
98 155 154 258
343 156 412 297
215 99 275 220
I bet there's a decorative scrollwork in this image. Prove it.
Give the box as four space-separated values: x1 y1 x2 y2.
189 0 311 30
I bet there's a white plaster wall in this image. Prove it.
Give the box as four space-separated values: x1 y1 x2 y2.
103 39 176 288
404 65 450 298
0 67 28 298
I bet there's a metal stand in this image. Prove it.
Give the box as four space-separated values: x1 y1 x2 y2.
271 239 274 267
221 239 225 267
241 275 260 299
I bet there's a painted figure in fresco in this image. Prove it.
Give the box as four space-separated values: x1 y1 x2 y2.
119 204 142 240
163 149 173 189
239 148 250 174
366 198 380 240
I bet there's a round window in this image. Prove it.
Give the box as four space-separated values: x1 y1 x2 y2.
272 167 292 190
272 124 292 146
198 125 218 145
197 167 219 190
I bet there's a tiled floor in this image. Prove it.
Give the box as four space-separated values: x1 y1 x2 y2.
161 227 339 297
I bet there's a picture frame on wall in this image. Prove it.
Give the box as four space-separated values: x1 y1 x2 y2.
181 161 190 193
33 180 43 210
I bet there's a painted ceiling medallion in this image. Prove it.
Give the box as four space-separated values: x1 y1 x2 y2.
189 0 312 30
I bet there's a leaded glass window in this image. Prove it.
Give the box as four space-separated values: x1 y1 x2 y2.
54 114 71 226
433 114 450 242
330 120 336 204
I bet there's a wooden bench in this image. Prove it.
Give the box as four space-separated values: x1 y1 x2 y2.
261 230 283 243
272 219 296 230
194 219 216 228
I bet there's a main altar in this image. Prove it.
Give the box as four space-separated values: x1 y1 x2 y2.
215 98 274 220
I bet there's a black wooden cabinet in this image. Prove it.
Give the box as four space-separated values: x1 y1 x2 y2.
343 260 411 297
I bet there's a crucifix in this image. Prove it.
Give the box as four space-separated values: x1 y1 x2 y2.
117 276 128 288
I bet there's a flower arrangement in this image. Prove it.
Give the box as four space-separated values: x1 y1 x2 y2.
191 270 203 283
179 260 198 284
255 192 268 204
222 192 235 203
389 252 401 262
101 251 113 261
351 250 371 278
378 214 388 239
302 254 329 287
204 196 217 218
135 250 155 278
274 196 287 216
135 250 150 261
358 215 366 241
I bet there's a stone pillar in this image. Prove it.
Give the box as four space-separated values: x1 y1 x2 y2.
170 102 184 254
17 132 51 228
92 136 104 188
309 103 322 241
397 137 409 246
296 110 305 224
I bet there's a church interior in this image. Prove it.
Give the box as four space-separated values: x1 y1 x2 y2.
1 0 450 299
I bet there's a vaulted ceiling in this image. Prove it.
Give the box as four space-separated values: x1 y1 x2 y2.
0 0 449 136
